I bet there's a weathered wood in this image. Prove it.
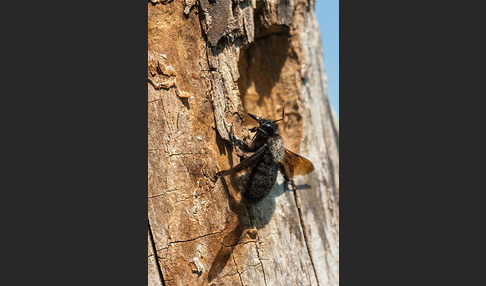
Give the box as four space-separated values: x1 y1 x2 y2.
149 229 164 286
148 0 339 285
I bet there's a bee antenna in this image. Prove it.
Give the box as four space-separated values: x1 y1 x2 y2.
273 101 285 123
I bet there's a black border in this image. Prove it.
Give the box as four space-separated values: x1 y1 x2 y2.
3 2 148 284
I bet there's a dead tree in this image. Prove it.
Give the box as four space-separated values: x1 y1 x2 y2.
148 0 339 285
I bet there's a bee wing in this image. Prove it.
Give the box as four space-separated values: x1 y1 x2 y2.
281 148 315 178
219 145 267 176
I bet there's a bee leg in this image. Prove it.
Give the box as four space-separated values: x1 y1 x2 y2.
229 132 247 149
228 126 253 152
223 122 249 149
278 163 296 191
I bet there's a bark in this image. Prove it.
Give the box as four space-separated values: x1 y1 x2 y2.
148 0 339 285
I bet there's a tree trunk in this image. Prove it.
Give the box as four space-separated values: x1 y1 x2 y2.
148 0 339 285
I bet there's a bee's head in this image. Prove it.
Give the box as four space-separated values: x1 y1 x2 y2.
248 114 279 136
247 101 285 137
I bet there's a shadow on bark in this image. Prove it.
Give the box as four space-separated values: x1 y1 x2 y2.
209 29 301 284
208 147 303 282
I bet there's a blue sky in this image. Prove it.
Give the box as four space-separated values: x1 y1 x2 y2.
315 0 339 117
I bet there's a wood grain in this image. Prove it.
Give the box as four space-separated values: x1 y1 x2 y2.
148 0 338 285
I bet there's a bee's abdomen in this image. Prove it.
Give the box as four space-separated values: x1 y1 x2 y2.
243 162 278 202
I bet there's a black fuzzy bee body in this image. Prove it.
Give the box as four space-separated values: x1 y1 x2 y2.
240 135 284 201
219 102 315 202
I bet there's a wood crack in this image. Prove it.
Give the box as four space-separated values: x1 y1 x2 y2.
168 152 204 157
232 255 244 286
165 230 222 247
148 220 166 286
293 190 319 285
148 189 181 200
148 99 163 104
255 241 268 286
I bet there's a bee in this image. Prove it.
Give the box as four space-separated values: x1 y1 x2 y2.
219 102 315 202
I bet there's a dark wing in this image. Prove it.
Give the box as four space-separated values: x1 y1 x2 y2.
280 148 315 178
219 145 267 176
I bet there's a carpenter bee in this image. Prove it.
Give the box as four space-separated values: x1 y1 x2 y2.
219 102 315 202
